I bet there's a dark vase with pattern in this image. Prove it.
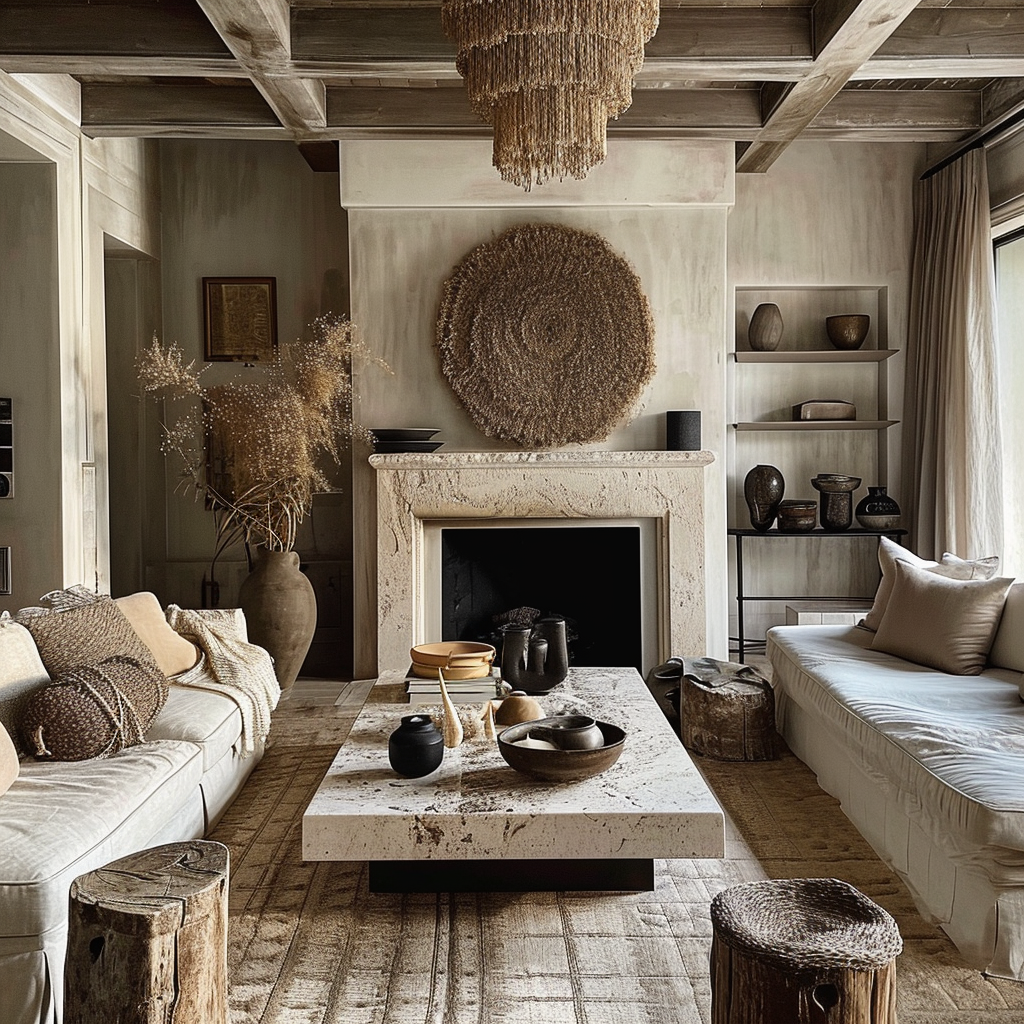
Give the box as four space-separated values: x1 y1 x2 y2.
388 714 444 778
856 486 902 530
743 465 785 532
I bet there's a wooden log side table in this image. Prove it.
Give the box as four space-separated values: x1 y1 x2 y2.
65 840 229 1024
680 657 778 761
710 877 903 1024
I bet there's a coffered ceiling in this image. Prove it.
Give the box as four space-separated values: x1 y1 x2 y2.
2 0 1022 172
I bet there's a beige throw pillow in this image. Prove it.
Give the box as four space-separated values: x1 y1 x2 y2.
871 560 1013 675
114 592 200 677
0 721 18 797
861 537 999 631
989 582 1024 674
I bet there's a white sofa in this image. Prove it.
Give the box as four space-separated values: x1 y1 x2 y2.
0 601 272 1024
767 578 1024 980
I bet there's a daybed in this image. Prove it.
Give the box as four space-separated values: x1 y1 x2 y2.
767 541 1024 980
0 590 279 1024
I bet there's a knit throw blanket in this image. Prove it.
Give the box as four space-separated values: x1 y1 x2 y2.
166 605 280 756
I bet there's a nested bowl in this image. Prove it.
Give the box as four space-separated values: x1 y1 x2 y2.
497 717 626 782
410 641 495 681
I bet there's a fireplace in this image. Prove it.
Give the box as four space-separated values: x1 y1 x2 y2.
426 517 658 672
369 450 713 674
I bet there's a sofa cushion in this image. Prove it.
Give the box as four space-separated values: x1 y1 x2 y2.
872 561 1014 675
0 739 203 937
861 537 1000 631
0 722 17 797
766 624 1024 875
990 582 1024 675
19 656 169 761
114 592 200 677
146 661 243 772
0 619 51 751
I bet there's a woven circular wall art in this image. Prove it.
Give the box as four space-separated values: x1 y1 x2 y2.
436 223 656 448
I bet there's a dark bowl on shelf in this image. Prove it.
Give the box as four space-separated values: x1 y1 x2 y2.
825 314 870 350
497 718 626 782
776 499 817 532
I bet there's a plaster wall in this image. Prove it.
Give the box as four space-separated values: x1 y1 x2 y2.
343 139 733 676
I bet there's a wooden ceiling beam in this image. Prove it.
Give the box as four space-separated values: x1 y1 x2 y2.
736 0 923 173
194 0 326 132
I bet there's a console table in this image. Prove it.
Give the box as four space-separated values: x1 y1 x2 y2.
302 666 724 893
729 527 907 663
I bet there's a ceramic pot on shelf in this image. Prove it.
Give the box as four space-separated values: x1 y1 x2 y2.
811 474 861 531
743 465 785 532
856 486 901 530
748 303 784 352
237 547 317 693
388 714 444 778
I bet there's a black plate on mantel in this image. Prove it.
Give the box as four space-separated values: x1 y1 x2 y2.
369 428 440 442
373 440 444 454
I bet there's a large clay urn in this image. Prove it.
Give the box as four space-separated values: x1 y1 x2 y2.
238 548 317 693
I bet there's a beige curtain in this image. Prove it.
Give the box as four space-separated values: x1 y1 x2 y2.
902 148 1003 560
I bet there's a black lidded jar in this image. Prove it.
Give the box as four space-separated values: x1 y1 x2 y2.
388 714 444 778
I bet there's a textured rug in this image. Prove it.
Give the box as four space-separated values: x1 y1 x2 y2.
209 688 1024 1024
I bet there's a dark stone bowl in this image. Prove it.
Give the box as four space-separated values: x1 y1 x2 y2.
497 718 626 782
825 314 870 350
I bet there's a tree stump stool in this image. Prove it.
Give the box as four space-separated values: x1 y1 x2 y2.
680 657 778 760
65 840 229 1024
710 878 903 1024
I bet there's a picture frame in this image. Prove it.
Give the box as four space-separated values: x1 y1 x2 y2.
203 277 278 362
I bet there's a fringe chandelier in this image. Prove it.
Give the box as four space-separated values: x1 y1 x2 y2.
440 1 660 191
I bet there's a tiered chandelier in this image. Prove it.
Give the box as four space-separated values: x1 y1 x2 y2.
441 1 660 191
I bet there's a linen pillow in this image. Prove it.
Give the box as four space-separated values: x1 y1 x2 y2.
860 536 1000 631
871 559 1013 675
19 655 168 761
0 721 18 797
989 582 1024 674
114 592 200 677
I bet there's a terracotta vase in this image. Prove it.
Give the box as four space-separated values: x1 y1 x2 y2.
238 548 317 693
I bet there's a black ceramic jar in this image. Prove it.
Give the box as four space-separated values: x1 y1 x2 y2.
388 714 444 778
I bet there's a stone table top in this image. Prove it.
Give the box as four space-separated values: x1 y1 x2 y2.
301 667 725 863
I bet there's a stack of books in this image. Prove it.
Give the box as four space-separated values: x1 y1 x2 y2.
405 672 503 705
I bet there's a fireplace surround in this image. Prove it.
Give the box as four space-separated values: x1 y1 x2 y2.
369 450 714 673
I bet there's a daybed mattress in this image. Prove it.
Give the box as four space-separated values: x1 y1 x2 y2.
767 625 1024 884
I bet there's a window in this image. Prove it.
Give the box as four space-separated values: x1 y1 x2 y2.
995 224 1024 577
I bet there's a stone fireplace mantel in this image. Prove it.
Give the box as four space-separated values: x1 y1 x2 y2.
369 449 715 673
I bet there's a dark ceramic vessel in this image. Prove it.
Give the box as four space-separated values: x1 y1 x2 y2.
811 474 861 531
388 714 444 778
744 464 785 532
748 302 784 352
856 486 901 530
776 499 817 531
500 616 569 694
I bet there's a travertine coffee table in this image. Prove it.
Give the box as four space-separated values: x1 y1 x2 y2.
302 667 724 892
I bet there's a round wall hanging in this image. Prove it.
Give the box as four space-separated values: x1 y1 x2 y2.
436 223 656 448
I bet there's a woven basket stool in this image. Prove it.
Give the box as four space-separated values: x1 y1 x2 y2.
710 878 903 1024
65 840 229 1024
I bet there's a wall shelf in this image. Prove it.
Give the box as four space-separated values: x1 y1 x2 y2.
733 420 896 431
734 350 897 364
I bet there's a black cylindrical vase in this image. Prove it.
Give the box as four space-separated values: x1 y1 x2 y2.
666 410 701 451
388 714 444 778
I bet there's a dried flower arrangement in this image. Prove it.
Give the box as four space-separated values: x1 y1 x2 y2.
138 313 389 554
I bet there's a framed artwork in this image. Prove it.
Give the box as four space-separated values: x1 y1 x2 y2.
203 277 278 362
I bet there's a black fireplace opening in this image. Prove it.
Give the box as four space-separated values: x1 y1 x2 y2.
440 525 643 671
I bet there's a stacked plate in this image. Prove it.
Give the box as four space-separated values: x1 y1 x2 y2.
370 428 443 454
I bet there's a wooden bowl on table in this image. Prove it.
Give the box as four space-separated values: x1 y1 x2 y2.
409 641 495 681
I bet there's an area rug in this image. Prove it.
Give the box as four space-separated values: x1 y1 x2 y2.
209 689 1024 1024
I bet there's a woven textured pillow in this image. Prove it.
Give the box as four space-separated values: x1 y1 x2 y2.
18 594 165 681
19 655 168 761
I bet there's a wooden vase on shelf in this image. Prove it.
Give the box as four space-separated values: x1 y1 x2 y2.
748 303 784 352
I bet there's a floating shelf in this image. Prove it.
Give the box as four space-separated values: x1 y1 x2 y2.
733 420 897 431
734 350 896 363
